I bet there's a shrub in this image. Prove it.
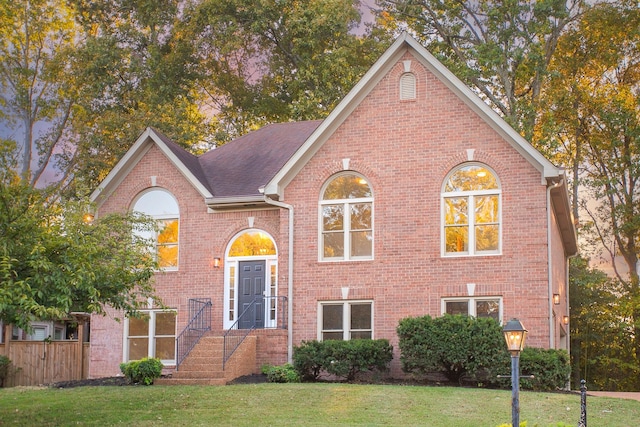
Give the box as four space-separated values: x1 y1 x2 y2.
397 314 509 385
293 339 393 382
261 364 300 383
519 347 570 391
0 355 12 387
119 357 163 385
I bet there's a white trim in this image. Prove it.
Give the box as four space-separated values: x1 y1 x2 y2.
441 296 503 321
317 300 374 340
123 310 177 365
441 163 502 257
223 229 279 330
318 172 374 262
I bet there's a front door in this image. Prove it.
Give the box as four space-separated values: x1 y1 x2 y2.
238 260 265 329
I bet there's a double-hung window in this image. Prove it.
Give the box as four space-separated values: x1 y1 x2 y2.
442 297 502 322
319 301 373 340
125 310 177 364
132 189 180 269
442 164 500 256
320 173 373 261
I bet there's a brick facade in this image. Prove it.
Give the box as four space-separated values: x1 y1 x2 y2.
90 37 575 379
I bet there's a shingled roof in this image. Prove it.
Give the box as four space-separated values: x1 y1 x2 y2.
199 120 322 200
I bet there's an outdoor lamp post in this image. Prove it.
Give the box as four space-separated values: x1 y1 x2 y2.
503 318 527 427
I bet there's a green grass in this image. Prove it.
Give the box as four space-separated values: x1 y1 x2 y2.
1 383 639 426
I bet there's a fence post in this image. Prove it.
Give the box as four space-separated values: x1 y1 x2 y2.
579 379 587 427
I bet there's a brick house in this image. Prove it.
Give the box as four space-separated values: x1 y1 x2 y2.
89 33 577 383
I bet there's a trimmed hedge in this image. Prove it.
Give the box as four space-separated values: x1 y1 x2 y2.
519 347 570 391
261 363 300 383
397 314 509 385
119 357 163 385
293 339 393 382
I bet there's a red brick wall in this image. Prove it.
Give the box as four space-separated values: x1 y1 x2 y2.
284 50 555 376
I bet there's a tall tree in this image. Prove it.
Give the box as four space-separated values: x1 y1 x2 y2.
376 0 582 139
0 156 159 330
182 0 390 142
0 0 79 188
541 1 640 361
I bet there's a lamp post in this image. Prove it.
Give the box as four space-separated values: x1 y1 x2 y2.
503 318 527 427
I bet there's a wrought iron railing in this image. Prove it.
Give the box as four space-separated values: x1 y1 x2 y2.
176 298 212 369
223 296 287 369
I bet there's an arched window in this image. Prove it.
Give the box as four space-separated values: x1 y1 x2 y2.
442 164 500 256
320 173 373 261
399 72 416 100
132 189 180 269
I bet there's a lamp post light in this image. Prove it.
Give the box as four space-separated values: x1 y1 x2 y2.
503 318 528 427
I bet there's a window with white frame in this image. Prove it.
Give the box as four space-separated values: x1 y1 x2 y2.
320 173 373 261
319 301 373 340
132 189 180 270
442 297 502 322
125 310 177 364
442 163 501 256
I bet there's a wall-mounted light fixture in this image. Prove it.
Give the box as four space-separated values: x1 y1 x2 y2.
563 316 569 325
213 257 221 269
553 294 560 305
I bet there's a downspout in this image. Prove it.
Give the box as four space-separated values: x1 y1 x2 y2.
547 179 563 349
264 195 294 363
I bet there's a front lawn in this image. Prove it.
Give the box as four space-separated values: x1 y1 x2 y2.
1 383 638 426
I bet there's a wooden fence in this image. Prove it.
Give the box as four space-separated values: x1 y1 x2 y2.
1 325 90 387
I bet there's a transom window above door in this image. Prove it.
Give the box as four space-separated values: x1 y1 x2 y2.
320 173 373 261
442 163 501 256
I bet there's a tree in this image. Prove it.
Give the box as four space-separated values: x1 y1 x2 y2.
376 0 583 139
182 0 390 142
569 257 640 391
0 0 80 188
0 161 159 331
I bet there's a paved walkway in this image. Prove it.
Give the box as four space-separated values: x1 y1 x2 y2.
588 391 640 402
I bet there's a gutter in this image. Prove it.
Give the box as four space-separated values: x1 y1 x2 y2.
263 195 294 363
547 178 563 349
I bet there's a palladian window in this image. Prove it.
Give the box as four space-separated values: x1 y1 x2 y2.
442 164 500 256
320 173 373 261
132 189 180 269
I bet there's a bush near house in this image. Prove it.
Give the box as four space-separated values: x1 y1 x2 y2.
397 314 509 385
293 339 393 382
519 347 571 391
261 363 300 383
0 355 12 387
119 357 163 385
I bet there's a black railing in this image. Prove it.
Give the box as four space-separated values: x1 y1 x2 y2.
223 296 287 369
176 298 212 369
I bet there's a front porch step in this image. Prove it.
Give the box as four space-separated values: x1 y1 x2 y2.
158 334 257 386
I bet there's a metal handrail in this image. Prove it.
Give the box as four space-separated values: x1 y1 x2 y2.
176 298 212 369
223 296 287 369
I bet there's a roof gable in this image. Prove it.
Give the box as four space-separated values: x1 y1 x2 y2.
263 33 563 198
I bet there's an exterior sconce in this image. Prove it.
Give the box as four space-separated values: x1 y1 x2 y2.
503 318 528 427
553 294 560 305
83 213 95 224
213 257 221 269
563 315 569 325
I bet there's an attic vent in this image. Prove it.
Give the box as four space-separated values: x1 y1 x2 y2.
399 72 416 100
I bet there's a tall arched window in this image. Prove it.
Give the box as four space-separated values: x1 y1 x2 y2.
320 173 373 261
442 164 500 256
132 189 180 269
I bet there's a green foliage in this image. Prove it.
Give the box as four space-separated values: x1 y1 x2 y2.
0 175 160 330
569 256 640 391
519 348 570 391
397 314 509 385
0 355 12 387
293 339 393 382
119 357 163 385
261 364 300 383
